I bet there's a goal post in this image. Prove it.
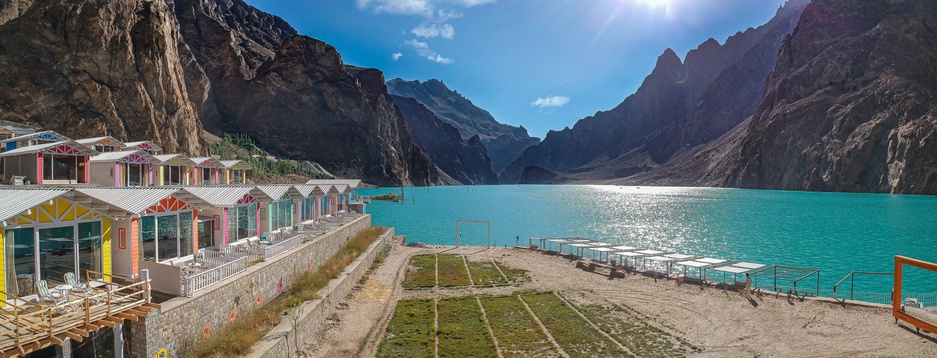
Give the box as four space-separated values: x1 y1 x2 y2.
893 255 937 334
455 220 491 248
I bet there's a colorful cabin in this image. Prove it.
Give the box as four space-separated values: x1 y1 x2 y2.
255 185 306 235
293 184 327 224
0 188 113 300
174 186 273 247
75 136 126 153
123 141 162 155
89 150 160 187
189 156 224 185
153 154 195 186
306 179 362 209
0 125 36 143
219 160 251 184
0 140 98 185
0 130 68 152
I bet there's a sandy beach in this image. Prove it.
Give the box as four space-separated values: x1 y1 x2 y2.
305 245 937 357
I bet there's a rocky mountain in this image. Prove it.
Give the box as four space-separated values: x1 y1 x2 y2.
391 95 498 185
386 78 540 174
0 0 207 154
501 0 809 184
725 0 937 193
0 0 434 186
173 0 432 186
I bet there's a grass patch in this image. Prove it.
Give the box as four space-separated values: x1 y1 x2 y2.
494 261 529 282
437 297 497 357
181 226 387 358
402 254 437 289
437 255 472 287
522 293 632 358
480 296 559 357
376 299 436 358
577 304 698 357
467 261 508 286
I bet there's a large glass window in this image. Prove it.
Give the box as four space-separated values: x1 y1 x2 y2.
202 168 212 185
232 170 243 184
237 205 249 239
157 214 178 261
140 216 156 261
227 209 236 244
269 203 279 232
77 222 102 281
127 163 145 187
163 165 184 185
198 220 214 250
5 228 35 296
38 226 75 285
180 212 193 258
43 154 81 182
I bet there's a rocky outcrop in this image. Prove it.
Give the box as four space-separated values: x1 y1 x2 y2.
0 0 207 154
392 95 498 185
519 166 559 184
726 0 937 193
386 78 540 174
501 0 808 184
172 0 431 186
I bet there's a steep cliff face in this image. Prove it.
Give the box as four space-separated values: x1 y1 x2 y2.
391 95 498 185
173 0 431 186
386 78 540 174
727 0 937 193
501 0 808 184
0 0 207 154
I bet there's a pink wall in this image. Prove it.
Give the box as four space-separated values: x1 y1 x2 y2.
223 207 229 246
114 163 121 187
36 153 43 185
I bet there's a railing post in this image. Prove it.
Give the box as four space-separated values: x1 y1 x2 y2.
139 269 151 302
851 274 854 301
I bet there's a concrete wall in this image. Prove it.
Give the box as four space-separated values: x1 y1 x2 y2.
247 227 394 358
110 219 133 277
89 162 115 187
4 153 37 184
129 215 373 357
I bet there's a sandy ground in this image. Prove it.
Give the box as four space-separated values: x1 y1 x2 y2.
305 246 937 357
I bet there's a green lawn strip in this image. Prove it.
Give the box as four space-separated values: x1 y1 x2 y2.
468 261 508 286
521 293 632 358
436 254 472 287
493 260 529 282
437 297 498 357
480 296 559 358
376 299 436 358
182 227 387 358
576 303 698 357
402 254 437 289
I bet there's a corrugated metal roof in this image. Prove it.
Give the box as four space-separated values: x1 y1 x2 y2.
0 130 69 144
0 140 98 158
89 150 160 164
255 185 291 201
0 188 72 222
0 125 36 136
74 188 180 215
292 184 324 197
123 141 162 151
333 184 349 194
154 154 196 166
189 156 224 168
177 186 260 208
75 136 125 147
220 160 253 170
305 179 361 188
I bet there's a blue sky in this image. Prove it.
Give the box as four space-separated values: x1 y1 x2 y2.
246 0 790 139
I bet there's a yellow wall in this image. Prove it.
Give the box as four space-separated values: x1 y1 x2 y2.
0 230 5 304
102 219 112 282
158 165 164 186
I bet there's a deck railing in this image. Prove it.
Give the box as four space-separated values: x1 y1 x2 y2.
263 234 302 260
182 256 248 297
0 271 152 357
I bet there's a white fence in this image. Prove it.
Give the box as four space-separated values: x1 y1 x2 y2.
182 256 248 297
263 234 302 260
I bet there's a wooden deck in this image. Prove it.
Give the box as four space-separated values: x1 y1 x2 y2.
0 272 158 358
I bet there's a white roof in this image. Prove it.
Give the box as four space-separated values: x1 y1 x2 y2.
589 242 612 247
569 243 594 248
712 266 751 274
0 188 72 222
733 262 765 269
665 254 695 260
220 160 252 170
73 188 181 215
0 140 98 158
291 184 325 197
75 136 125 147
0 130 68 144
306 179 361 189
696 258 728 265
123 141 162 152
676 260 712 268
611 245 637 251
635 249 664 255
616 251 647 257
189 156 224 168
89 150 159 164
591 247 616 252
255 185 292 201
154 154 196 166
175 186 272 208
645 256 677 262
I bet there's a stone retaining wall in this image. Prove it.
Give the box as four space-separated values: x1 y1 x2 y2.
245 227 395 358
130 215 373 357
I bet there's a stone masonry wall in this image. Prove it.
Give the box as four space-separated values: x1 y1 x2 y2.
130 215 372 357
246 227 395 358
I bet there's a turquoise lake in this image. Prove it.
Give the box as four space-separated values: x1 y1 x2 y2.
359 185 937 298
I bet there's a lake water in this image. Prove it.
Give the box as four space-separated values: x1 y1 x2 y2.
359 185 937 298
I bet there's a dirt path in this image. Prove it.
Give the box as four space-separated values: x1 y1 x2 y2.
307 246 937 357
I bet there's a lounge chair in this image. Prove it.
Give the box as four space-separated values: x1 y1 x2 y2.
64 272 93 296
36 280 66 307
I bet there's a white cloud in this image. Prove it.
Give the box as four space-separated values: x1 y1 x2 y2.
404 39 455 64
357 0 494 20
411 23 455 39
531 96 570 108
391 52 403 61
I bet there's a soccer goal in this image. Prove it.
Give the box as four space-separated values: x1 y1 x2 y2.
893 255 937 334
455 220 491 248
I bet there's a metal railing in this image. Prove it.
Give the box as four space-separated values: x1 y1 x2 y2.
832 271 892 302
263 234 302 260
182 256 248 297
